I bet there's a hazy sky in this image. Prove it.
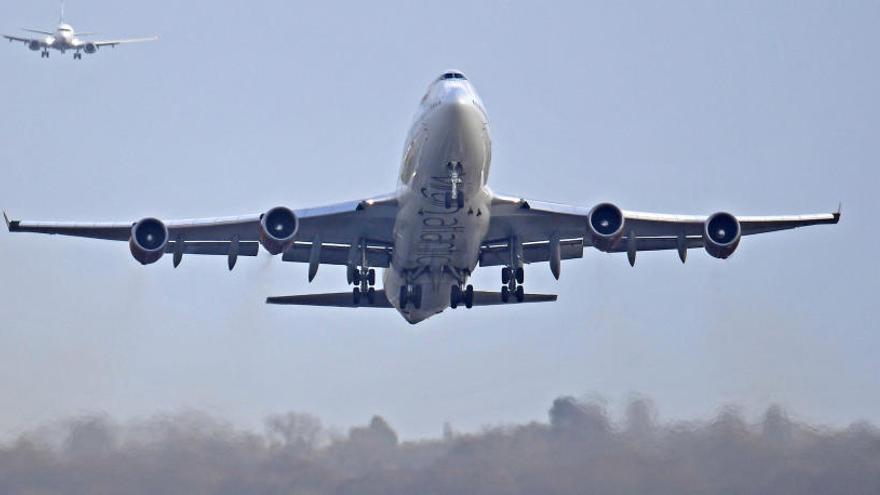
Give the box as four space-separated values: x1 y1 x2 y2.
0 0 877 440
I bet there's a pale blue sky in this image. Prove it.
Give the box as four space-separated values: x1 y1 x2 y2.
0 0 877 439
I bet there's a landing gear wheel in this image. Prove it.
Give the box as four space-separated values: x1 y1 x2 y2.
444 191 453 209
367 269 376 286
501 286 510 303
367 287 376 305
450 285 461 309
399 285 409 308
456 193 464 209
353 287 361 305
515 267 525 284
464 284 474 309
501 267 511 285
413 285 423 310
515 285 525 302
352 269 361 285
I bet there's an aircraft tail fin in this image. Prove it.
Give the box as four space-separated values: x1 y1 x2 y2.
59 0 65 24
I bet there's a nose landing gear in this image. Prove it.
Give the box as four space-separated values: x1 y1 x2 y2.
444 162 465 209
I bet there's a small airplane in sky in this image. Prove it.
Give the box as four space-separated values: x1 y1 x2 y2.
4 70 840 324
3 2 156 59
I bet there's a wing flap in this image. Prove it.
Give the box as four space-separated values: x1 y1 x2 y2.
281 242 392 267
165 241 259 257
480 239 583 267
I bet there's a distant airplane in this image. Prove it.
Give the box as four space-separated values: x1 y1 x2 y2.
3 2 156 59
4 70 840 324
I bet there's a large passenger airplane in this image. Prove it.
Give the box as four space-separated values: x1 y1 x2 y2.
4 70 840 324
3 3 156 59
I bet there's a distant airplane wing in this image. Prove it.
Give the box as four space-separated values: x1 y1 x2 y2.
22 28 54 36
3 194 399 269
92 36 158 48
266 290 556 308
484 194 840 269
3 34 39 45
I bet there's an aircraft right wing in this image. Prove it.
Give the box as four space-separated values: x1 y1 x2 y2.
4 193 399 271
3 34 39 45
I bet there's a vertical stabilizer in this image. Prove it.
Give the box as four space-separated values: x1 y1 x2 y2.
59 0 65 24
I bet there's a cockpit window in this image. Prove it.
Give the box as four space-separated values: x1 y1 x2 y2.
441 72 467 80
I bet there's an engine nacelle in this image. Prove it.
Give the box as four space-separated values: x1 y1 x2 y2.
259 206 298 255
28 40 41 51
129 218 169 265
588 202 625 252
703 212 741 259
83 42 98 54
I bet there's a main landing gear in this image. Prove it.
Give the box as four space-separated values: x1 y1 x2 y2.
349 265 376 305
500 266 525 303
450 283 474 309
444 161 465 209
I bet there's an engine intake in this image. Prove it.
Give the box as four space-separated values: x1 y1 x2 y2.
28 40 41 51
703 212 741 259
588 202 625 252
129 217 169 265
83 42 98 54
260 206 298 255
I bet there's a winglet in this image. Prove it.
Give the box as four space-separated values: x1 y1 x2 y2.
833 202 842 223
2 211 10 230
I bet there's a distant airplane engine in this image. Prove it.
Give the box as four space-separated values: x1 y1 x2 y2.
259 206 298 255
28 40 41 51
129 217 168 265
83 42 98 54
588 202 625 252
703 212 741 259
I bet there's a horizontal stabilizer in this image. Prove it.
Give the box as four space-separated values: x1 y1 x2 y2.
471 291 557 306
267 291 393 308
266 290 558 309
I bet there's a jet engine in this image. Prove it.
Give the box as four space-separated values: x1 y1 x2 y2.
129 217 169 265
703 212 741 259
83 42 98 54
588 202 625 252
259 206 298 255
28 40 41 51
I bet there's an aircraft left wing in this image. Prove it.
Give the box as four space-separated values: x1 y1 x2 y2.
484 194 840 271
91 36 158 48
3 194 398 269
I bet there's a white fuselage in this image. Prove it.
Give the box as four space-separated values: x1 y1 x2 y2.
42 24 82 51
384 75 493 323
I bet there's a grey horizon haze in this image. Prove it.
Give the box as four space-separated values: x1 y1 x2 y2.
0 0 878 449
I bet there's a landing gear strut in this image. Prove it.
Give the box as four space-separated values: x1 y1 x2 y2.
500 237 526 302
41 50 49 58
348 240 377 305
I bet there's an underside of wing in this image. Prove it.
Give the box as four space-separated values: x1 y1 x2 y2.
3 193 399 271
485 193 841 270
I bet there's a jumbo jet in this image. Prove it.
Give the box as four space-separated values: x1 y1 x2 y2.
4 70 840 324
3 3 156 59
